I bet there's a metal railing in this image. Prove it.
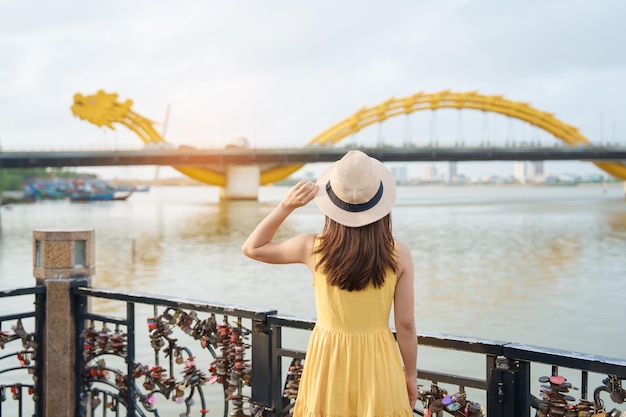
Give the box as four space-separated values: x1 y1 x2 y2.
2 282 625 417
72 286 626 417
74 286 278 417
0 285 45 417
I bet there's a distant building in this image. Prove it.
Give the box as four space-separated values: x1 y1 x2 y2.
448 162 458 183
423 164 438 182
528 161 544 183
390 166 408 184
514 161 527 184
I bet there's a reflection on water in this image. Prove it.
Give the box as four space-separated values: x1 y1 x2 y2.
179 200 256 240
1 184 625 360
608 211 626 235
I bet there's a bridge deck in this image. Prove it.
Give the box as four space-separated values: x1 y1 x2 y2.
2 146 626 168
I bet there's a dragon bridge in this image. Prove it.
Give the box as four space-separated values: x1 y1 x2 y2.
71 90 626 194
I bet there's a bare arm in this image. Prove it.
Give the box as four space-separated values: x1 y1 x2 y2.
242 180 319 269
394 241 418 409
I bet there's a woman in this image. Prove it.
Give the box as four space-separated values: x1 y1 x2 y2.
242 150 418 417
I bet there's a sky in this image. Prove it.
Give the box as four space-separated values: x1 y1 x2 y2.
1 0 625 180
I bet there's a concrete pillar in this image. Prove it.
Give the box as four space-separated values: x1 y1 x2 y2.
32 229 95 417
220 165 261 200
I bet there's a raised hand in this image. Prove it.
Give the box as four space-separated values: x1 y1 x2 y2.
281 180 319 210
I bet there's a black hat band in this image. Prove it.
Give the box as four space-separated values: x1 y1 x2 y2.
325 180 384 213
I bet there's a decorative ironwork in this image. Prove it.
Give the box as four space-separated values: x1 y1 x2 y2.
63 286 626 417
0 317 40 414
80 306 255 416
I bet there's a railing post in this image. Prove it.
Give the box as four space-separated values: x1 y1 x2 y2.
270 325 285 417
32 229 95 417
488 356 531 417
251 318 274 413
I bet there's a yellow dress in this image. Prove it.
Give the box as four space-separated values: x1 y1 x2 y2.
293 240 413 417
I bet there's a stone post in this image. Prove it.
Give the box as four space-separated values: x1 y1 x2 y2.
32 229 95 417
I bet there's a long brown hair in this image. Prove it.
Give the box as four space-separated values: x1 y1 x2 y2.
314 214 397 291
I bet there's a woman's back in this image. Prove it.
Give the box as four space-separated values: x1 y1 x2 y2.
312 239 396 333
294 242 410 417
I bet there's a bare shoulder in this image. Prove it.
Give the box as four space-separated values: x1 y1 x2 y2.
297 233 318 270
294 232 318 249
394 240 414 276
395 240 412 260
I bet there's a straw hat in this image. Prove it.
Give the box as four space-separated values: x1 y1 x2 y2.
315 150 396 227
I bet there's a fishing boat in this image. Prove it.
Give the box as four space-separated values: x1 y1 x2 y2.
69 190 133 202
68 178 134 202
24 182 69 201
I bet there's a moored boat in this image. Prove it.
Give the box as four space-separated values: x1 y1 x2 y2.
69 190 133 202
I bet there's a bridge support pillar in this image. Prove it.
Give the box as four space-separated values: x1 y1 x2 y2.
221 165 261 200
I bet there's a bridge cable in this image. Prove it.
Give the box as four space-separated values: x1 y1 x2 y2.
491 112 497 147
506 116 514 147
455 109 463 147
481 111 489 147
154 104 171 182
531 116 540 146
403 114 411 148
429 110 438 147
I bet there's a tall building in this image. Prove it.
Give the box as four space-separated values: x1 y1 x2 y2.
514 161 527 184
423 164 438 182
528 161 544 183
448 162 458 183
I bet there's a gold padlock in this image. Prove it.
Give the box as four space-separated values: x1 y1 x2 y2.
92 396 101 408
591 410 607 417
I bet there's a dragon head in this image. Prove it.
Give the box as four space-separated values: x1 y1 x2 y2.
71 90 133 129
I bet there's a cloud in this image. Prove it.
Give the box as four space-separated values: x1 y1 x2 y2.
0 0 624 177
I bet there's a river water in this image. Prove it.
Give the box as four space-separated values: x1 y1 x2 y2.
1 184 625 412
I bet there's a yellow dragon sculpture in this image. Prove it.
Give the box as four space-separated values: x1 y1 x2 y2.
71 90 626 184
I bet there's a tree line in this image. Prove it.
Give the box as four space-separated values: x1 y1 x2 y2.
0 168 97 191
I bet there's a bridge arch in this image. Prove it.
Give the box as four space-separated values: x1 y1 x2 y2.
72 90 626 185
272 90 625 181
263 90 626 182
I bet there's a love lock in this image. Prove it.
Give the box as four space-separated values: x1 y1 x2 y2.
160 308 177 324
110 325 126 349
443 393 463 412
179 311 200 335
428 397 444 417
605 376 625 404
0 330 10 349
143 379 155 391
147 317 157 330
11 320 26 339
611 390 625 404
464 402 483 417
11 384 21 400
594 375 625 416
92 395 101 408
